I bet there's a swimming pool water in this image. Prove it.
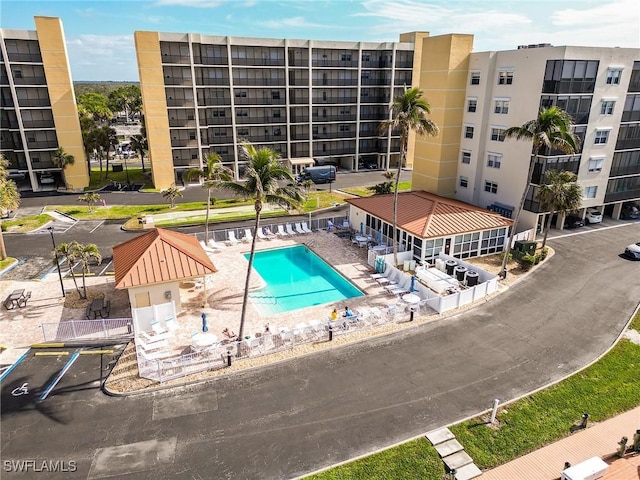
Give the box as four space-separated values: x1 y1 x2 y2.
244 245 363 316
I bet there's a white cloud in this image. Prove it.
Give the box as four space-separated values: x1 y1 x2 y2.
551 0 636 26
261 16 329 29
66 34 138 81
154 0 224 8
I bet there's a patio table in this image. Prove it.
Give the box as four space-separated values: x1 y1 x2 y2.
3 289 25 310
192 333 219 348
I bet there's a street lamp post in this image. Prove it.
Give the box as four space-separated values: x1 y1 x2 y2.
48 227 65 297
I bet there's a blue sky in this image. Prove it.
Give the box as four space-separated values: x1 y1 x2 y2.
1 0 638 81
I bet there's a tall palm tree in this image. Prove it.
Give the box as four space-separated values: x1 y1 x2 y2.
69 241 102 299
184 153 233 241
0 155 20 260
536 170 582 249
162 184 183 208
219 143 304 350
51 147 75 190
129 132 147 172
499 106 580 278
54 242 81 297
379 86 438 266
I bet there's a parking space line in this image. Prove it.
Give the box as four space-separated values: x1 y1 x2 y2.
39 351 80 401
547 221 639 241
35 351 70 356
0 350 29 382
98 259 113 276
89 220 104 234
79 350 114 355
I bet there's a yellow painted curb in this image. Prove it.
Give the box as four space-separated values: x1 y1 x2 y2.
31 343 64 348
80 350 114 355
35 351 69 356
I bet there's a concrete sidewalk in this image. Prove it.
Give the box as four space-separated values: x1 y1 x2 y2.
480 406 640 480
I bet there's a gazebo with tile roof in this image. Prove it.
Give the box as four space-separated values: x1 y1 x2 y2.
346 191 514 263
113 227 217 313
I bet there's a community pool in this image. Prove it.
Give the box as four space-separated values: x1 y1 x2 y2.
244 245 363 316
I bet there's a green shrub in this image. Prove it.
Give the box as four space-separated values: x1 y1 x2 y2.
519 253 537 270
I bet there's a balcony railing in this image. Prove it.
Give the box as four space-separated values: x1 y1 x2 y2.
289 79 310 87
288 59 309 67
7 53 42 63
17 99 51 107
161 54 191 64
312 60 358 68
164 77 193 86
360 96 388 104
616 139 640 150
609 164 640 176
312 131 356 139
235 116 285 124
361 78 390 86
312 97 358 104
233 97 286 106
197 97 230 106
171 139 199 148
361 61 393 69
13 76 47 85
202 136 234 144
201 116 230 125
194 78 229 86
238 134 287 143
169 119 196 127
22 120 55 129
232 78 286 86
166 99 195 107
193 56 228 66
26 141 57 149
604 188 640 203
312 114 357 122
232 58 285 67
312 79 358 87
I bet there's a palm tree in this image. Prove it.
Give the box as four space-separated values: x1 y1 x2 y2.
78 192 101 213
129 132 147 172
0 155 20 260
219 143 304 351
51 147 75 190
498 106 580 278
54 242 81 297
184 153 233 241
536 170 582 249
162 184 183 208
379 86 438 266
69 241 102 299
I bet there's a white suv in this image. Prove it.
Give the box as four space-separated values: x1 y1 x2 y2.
585 208 603 224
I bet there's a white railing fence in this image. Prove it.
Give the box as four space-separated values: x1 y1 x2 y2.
41 318 134 342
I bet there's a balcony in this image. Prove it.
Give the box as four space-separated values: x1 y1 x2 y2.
361 78 390 86
232 78 286 86
312 60 358 68
239 134 287 143
360 112 387 120
313 97 358 105
361 96 388 104
610 164 640 176
161 54 191 64
164 77 193 86
290 96 310 105
166 99 195 107
288 58 309 67
169 119 196 127
22 120 55 129
616 138 640 150
232 58 285 67
233 97 286 106
202 136 234 144
604 187 640 203
312 146 355 156
290 132 309 141
312 114 357 122
194 56 228 66
312 131 356 139
171 139 199 148
13 76 47 85
235 116 285 124
17 98 51 107
26 141 57 149
312 79 358 87
201 116 230 126
362 61 393 69
197 97 230 106
7 53 42 63
195 78 229 86
289 78 310 87
395 61 413 68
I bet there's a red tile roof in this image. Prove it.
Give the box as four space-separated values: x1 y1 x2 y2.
346 191 513 239
113 228 217 289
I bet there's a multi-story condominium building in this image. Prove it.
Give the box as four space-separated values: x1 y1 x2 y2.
135 30 472 191
453 44 640 230
0 17 87 193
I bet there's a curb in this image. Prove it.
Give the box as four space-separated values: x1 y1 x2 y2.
30 339 129 349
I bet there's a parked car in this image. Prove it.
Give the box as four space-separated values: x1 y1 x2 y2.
564 215 585 229
584 208 603 224
620 204 640 220
624 242 640 259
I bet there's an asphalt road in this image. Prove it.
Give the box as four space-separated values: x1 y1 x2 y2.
1 222 639 479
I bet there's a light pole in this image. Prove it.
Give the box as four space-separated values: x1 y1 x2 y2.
48 226 65 297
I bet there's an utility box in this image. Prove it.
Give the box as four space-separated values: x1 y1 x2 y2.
561 456 608 480
112 164 123 172
512 240 537 259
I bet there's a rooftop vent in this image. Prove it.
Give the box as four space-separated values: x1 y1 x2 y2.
517 43 553 49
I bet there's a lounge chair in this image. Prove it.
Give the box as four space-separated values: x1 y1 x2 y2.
139 330 171 343
258 227 276 240
226 231 241 245
208 239 225 250
243 228 253 243
276 224 289 237
199 240 215 253
151 320 168 335
301 222 313 233
286 223 297 236
165 317 179 332
295 223 307 235
257 228 268 240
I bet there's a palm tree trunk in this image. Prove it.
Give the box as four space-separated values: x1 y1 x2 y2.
499 153 537 278
205 187 211 241
392 132 407 267
237 206 261 356
541 211 554 249
81 269 87 299
0 228 7 261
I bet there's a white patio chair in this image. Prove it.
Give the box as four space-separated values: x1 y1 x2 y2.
165 316 179 332
199 240 215 253
263 227 276 239
151 320 168 335
257 228 269 241
295 223 307 235
208 239 225 250
226 231 240 245
301 222 313 233
286 223 297 235
276 224 289 237
243 228 253 243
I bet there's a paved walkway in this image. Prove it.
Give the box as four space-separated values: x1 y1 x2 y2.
481 406 640 480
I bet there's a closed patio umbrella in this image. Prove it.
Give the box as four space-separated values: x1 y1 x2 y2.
360 222 364 236
201 312 208 333
410 275 417 293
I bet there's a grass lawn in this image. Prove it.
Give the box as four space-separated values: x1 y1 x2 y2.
629 308 640 331
0 257 17 271
307 314 640 479
341 181 412 197
1 214 51 233
88 167 150 190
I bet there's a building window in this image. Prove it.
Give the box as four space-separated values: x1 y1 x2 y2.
339 124 350 132
465 126 474 139
606 68 622 85
584 186 597 198
467 99 477 112
484 181 498 194
594 130 609 144
237 110 248 117
272 110 281 118
461 151 471 164
588 157 604 172
341 53 352 61
601 100 615 115
470 72 480 85
459 176 468 188
498 71 513 85
272 91 280 100
494 100 509 114
487 153 502 168
491 128 506 142
234 91 247 98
